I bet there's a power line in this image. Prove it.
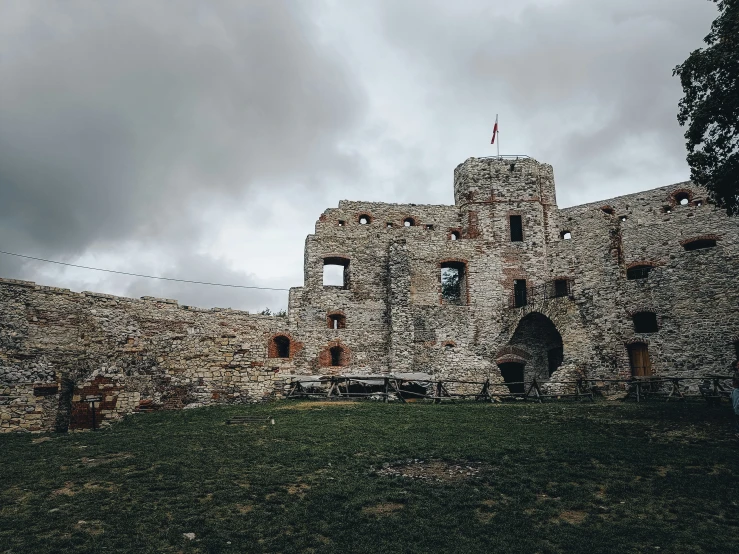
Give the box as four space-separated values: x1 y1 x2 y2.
0 250 290 291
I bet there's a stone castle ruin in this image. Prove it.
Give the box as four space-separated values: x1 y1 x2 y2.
2 156 738 431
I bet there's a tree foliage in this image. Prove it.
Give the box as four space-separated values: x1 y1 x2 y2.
673 0 739 214
441 267 461 303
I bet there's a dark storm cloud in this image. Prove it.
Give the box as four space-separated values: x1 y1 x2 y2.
0 0 366 260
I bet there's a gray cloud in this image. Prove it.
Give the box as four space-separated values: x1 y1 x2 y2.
0 0 719 309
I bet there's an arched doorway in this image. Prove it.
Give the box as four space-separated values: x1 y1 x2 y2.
498 362 525 394
505 312 564 383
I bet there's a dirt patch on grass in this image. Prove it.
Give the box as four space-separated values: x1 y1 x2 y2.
553 510 587 524
75 520 104 535
32 436 52 444
236 503 253 514
287 483 311 498
79 453 133 467
362 502 405 516
376 459 484 482
277 401 356 410
52 482 76 497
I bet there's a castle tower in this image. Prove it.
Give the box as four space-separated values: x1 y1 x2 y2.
453 156 559 305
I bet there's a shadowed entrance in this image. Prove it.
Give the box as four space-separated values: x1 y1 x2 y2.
506 312 564 383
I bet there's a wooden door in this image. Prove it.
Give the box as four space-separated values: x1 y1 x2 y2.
628 343 652 377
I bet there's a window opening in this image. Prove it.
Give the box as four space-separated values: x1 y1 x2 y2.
323 257 350 288
441 261 467 305
633 312 658 333
330 346 344 367
386 222 393 228
270 335 290 358
327 313 346 329
425 224 434 230
513 279 527 308
627 342 652 377
673 191 691 205
619 215 628 222
510 215 523 242
548 346 564 376
403 218 415 227
358 214 371 225
338 220 345 226
553 279 569 298
601 207 614 215
450 231 460 240
560 231 572 240
627 265 652 280
683 238 717 251
695 200 703 207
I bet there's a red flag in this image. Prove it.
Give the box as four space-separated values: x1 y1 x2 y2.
491 116 499 144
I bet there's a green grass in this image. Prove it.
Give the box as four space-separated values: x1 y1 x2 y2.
2 400 738 553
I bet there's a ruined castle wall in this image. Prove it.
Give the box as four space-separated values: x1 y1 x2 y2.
0 279 293 432
553 183 739 380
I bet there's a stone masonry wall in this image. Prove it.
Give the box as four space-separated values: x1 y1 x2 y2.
2 155 738 431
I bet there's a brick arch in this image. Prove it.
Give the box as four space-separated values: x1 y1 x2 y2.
437 257 468 268
442 340 457 348
400 214 418 227
326 310 346 329
356 212 374 224
679 234 721 247
624 337 650 346
600 205 615 215
626 260 661 270
626 305 657 317
318 340 351 368
322 254 351 266
669 188 694 206
267 333 300 359
494 345 532 365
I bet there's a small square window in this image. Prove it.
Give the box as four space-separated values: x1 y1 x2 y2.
386 222 393 228
425 224 434 230
338 220 345 226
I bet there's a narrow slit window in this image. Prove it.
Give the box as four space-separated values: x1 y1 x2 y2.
510 215 523 242
327 313 346 329
513 279 527 308
450 231 460 240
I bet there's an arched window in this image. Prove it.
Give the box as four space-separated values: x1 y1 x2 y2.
327 312 346 329
358 214 371 225
450 231 460 240
403 217 415 227
674 191 691 205
560 230 572 240
632 312 658 334
601 206 614 215
269 335 291 358
682 237 717 251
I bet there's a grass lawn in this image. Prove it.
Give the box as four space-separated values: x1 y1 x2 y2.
1 400 738 553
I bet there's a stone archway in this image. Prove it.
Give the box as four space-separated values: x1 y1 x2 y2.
506 312 563 383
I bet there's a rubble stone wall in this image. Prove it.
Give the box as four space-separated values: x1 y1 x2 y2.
2 155 738 432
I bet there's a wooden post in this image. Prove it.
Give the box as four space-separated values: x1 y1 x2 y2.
384 377 389 403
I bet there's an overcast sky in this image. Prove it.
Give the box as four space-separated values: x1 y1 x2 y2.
0 0 718 311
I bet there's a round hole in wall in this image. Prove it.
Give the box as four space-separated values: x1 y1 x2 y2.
403 218 415 227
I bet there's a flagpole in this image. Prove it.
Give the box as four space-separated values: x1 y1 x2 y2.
497 114 500 158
